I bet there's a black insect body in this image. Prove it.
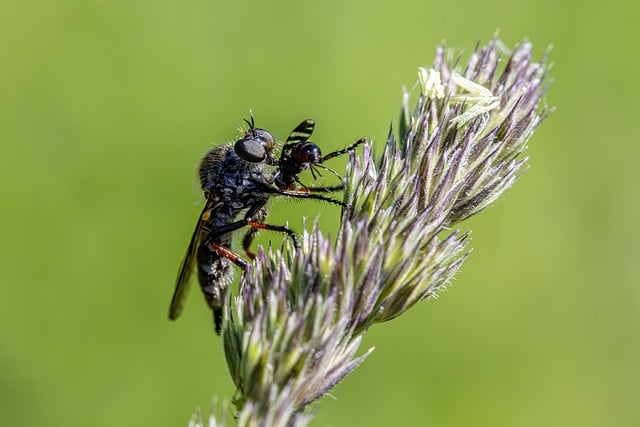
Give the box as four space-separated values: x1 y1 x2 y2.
169 118 365 334
274 119 366 192
169 121 294 334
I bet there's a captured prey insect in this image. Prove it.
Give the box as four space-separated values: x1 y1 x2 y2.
273 119 366 192
168 116 365 334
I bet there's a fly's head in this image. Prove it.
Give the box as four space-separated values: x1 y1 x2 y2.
234 114 277 165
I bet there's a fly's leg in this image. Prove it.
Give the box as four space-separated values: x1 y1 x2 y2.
207 242 249 269
246 220 300 251
242 207 302 259
262 184 350 208
206 202 300 259
241 206 267 259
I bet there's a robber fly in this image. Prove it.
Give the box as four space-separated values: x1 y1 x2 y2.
169 116 364 334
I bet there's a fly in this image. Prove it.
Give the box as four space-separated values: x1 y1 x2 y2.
169 116 364 334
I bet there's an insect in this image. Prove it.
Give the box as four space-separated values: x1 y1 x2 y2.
168 116 365 334
274 119 366 192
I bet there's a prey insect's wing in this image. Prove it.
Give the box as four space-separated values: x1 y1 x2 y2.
284 119 315 146
168 199 213 320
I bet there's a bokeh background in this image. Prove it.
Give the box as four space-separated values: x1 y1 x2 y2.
2 0 638 426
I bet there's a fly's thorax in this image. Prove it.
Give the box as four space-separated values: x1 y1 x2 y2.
199 144 235 192
198 145 271 217
199 144 263 191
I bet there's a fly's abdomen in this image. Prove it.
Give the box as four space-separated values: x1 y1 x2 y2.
196 240 232 334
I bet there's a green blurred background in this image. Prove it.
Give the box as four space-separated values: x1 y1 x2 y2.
1 0 637 426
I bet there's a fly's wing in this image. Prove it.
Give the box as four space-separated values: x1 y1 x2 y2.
168 200 212 320
283 119 315 150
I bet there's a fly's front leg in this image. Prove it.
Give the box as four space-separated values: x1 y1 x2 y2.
262 184 350 208
246 220 300 251
242 207 301 256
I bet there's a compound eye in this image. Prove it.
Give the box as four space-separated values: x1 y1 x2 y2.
253 129 275 151
235 138 267 162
